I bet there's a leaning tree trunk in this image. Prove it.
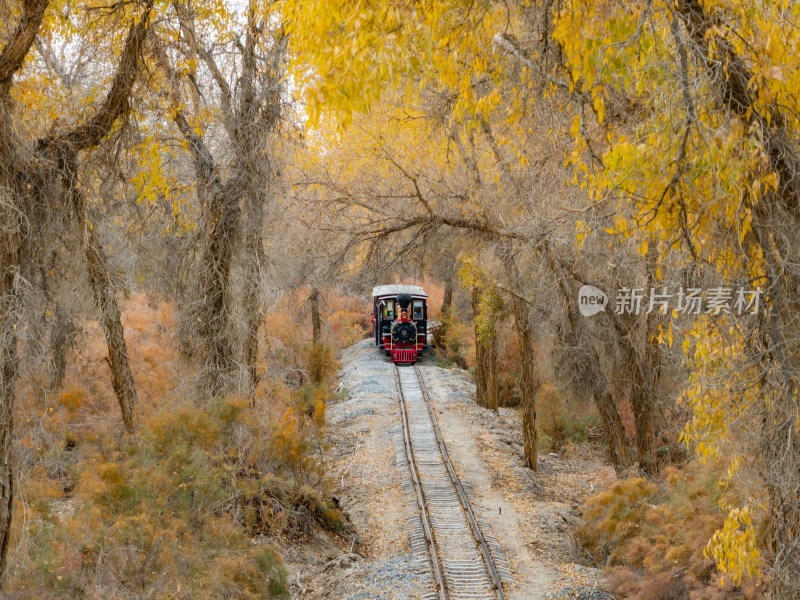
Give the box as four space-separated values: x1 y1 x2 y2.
68 163 138 433
545 243 632 474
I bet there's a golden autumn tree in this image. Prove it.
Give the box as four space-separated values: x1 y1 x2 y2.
553 2 800 595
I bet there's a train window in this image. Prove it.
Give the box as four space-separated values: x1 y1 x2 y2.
383 300 394 319
412 300 423 319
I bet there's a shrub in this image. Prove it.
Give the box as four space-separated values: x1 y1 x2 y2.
432 313 469 369
536 382 600 452
9 294 350 599
306 341 339 385
13 394 297 598
576 463 767 599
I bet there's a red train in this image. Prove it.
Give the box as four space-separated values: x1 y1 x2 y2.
371 285 428 364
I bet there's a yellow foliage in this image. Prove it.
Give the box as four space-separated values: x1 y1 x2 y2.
281 0 507 129
706 507 760 586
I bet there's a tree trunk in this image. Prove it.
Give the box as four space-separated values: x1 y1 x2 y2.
0 282 16 590
544 243 631 474
0 111 30 585
592 386 631 474
756 249 800 599
485 334 498 411
68 161 138 433
39 251 74 392
437 276 453 348
502 248 539 469
167 9 282 397
310 287 321 344
196 188 238 394
511 297 538 470
48 305 75 391
626 247 660 476
0 184 21 590
472 285 487 407
242 292 260 403
473 283 499 412
242 225 263 404
628 346 658 476
441 277 453 320
762 397 800 599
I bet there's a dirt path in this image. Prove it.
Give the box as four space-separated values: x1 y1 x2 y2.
284 339 615 599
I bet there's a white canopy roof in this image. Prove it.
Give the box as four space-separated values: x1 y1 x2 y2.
372 285 427 298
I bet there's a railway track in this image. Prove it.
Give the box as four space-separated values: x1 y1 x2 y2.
394 364 511 600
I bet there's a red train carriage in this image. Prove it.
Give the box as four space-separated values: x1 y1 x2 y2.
371 285 428 364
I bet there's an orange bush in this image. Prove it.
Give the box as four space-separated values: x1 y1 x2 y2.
577 463 767 599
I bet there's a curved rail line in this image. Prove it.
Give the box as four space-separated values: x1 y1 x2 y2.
394 364 508 600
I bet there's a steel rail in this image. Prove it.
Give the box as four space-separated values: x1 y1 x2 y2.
394 366 448 600
413 365 508 600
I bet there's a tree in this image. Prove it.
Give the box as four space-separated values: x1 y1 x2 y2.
153 0 286 396
552 1 800 591
502 246 540 470
0 0 155 582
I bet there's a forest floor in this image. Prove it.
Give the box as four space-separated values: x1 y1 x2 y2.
278 338 617 599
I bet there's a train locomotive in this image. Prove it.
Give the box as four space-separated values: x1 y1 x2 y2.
372 285 428 364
